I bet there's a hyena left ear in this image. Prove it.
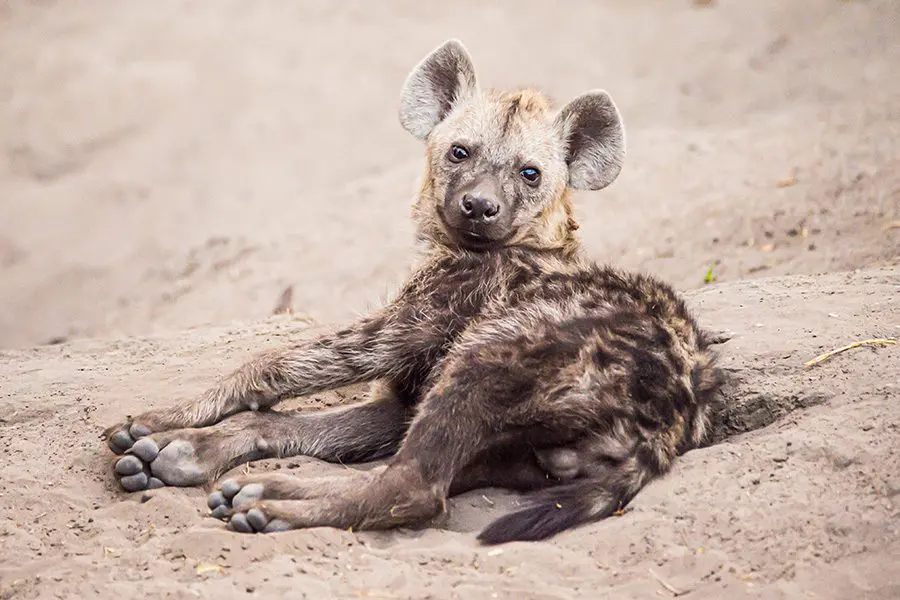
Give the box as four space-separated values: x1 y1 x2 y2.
399 39 478 140
555 91 626 191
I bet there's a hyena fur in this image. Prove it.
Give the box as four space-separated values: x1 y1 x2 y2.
103 39 724 544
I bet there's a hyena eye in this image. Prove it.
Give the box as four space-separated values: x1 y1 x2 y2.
448 145 470 163
520 166 541 186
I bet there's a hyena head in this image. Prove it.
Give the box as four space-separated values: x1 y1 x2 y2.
399 39 625 255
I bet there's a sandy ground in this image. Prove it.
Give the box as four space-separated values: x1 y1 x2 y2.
0 0 898 598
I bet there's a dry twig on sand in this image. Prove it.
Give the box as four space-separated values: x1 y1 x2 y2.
803 338 897 369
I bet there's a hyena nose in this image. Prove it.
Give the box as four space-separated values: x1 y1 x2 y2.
460 194 500 222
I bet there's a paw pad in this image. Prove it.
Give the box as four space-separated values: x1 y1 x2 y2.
206 479 291 533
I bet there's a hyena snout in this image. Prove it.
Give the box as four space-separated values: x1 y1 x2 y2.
454 174 503 224
443 175 512 247
460 192 500 222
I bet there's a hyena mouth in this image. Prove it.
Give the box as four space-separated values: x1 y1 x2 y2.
458 229 492 243
453 228 512 251
438 211 512 251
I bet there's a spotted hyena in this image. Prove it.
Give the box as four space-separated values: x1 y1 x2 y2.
104 39 724 544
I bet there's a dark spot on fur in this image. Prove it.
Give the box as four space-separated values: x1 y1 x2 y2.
635 442 669 476
500 93 521 136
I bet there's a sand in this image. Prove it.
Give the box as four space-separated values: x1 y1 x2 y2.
0 1 898 598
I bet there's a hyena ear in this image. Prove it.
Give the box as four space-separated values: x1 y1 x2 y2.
399 39 478 140
556 90 625 191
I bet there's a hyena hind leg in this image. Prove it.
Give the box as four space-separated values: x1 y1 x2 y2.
208 443 562 533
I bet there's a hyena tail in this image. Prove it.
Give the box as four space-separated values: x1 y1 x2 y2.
476 474 644 545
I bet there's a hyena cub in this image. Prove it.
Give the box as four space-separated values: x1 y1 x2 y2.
103 40 723 543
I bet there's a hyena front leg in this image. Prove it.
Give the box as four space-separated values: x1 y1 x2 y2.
104 307 415 455
109 380 413 492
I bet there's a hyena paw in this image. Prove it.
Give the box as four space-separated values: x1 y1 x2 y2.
104 420 154 455
207 478 265 519
207 481 292 533
112 431 212 492
228 504 294 534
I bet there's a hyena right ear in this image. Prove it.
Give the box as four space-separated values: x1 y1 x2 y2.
556 91 626 191
399 39 478 140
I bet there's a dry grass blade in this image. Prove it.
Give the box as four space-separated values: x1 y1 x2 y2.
649 568 690 596
776 175 797 188
196 562 227 575
804 338 897 368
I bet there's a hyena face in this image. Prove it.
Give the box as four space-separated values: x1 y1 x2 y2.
400 40 626 253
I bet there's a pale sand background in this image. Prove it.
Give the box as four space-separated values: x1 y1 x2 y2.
0 1 898 598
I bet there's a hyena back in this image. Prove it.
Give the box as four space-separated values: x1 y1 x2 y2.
103 39 723 544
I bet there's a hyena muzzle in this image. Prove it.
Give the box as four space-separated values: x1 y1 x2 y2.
103 39 724 544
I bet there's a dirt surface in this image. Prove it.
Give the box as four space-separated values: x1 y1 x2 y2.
0 1 898 598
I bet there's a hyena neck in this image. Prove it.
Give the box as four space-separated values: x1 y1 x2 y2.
420 244 585 291
507 195 583 260
417 237 583 271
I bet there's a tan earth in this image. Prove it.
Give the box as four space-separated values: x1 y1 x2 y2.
1 1 898 598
